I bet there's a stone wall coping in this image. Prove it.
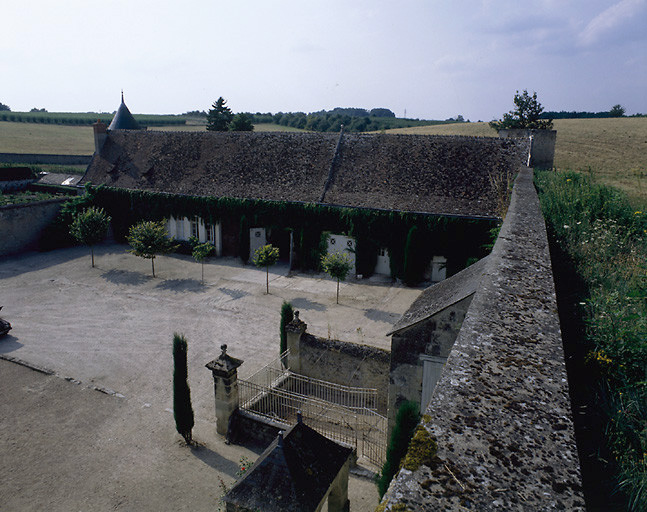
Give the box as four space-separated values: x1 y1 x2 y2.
379 167 585 511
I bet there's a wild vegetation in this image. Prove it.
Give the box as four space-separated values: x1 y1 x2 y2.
536 171 646 511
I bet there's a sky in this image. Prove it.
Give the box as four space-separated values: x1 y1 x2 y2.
2 0 646 121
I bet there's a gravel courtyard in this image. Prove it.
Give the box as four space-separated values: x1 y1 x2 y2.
0 243 421 511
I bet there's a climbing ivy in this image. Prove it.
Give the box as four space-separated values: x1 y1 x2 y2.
86 185 495 279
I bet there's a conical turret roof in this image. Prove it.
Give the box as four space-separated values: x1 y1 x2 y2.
108 92 141 130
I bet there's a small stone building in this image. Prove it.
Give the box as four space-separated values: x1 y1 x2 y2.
386 256 488 432
223 414 353 512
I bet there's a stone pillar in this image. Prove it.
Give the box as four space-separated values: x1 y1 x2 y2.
286 311 307 373
206 344 243 436
93 121 107 154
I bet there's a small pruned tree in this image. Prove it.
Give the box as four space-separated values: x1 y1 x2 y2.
206 97 234 131
609 104 626 117
253 244 280 294
321 251 353 304
279 301 294 364
191 238 214 284
489 89 553 131
173 333 194 445
127 220 178 277
69 207 111 268
377 400 420 498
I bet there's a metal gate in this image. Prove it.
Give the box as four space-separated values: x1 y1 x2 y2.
239 351 387 467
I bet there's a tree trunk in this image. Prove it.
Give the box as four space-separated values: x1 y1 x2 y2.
152 257 156 278
201 262 204 285
91 247 95 268
336 278 340 304
266 265 269 294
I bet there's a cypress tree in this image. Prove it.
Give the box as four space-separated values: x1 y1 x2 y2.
377 400 420 498
173 333 194 445
403 225 424 286
280 301 294 363
238 215 250 263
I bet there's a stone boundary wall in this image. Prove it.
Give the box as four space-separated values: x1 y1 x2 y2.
300 333 390 414
0 199 67 256
379 167 585 511
0 153 92 165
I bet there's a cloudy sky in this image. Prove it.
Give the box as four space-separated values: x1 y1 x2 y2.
3 0 646 120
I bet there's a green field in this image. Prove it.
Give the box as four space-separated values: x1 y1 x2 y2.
2 117 645 205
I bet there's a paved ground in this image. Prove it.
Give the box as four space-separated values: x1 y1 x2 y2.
0 244 421 511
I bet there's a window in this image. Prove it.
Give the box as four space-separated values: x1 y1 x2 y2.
205 223 214 243
176 218 185 239
190 218 199 239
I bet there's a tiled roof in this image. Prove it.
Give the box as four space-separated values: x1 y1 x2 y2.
387 256 489 335
108 97 141 130
80 130 530 217
223 420 352 511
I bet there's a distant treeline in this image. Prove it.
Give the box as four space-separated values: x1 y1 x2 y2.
247 108 455 133
540 110 645 119
0 111 186 127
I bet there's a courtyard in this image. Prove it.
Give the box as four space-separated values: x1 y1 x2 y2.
0 243 421 511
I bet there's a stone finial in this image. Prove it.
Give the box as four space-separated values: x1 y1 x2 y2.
286 310 307 333
277 430 284 448
221 344 228 357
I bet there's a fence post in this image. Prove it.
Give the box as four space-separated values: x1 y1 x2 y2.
285 311 307 373
206 344 244 436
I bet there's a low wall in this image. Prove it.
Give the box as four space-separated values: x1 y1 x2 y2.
0 199 67 256
379 167 584 510
300 333 390 414
0 153 92 165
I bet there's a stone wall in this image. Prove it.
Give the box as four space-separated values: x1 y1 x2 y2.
379 167 585 510
0 199 67 256
0 153 92 165
299 333 390 414
387 294 473 433
497 129 556 169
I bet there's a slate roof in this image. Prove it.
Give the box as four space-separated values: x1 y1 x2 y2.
0 167 37 181
387 255 489 335
223 420 353 512
108 95 141 130
80 130 530 217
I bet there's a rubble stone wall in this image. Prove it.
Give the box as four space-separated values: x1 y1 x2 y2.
300 333 390 414
0 199 66 256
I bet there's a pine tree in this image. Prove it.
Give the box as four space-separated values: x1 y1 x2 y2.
206 97 234 131
173 333 194 445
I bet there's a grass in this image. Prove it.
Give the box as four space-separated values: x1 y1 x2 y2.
389 118 647 207
536 170 647 511
0 121 95 155
0 190 72 206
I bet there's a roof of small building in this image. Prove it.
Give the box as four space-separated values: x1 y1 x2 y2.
108 94 141 131
387 255 490 335
0 166 37 182
80 130 529 217
223 419 353 512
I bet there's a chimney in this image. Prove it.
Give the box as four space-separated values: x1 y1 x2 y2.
93 120 107 154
